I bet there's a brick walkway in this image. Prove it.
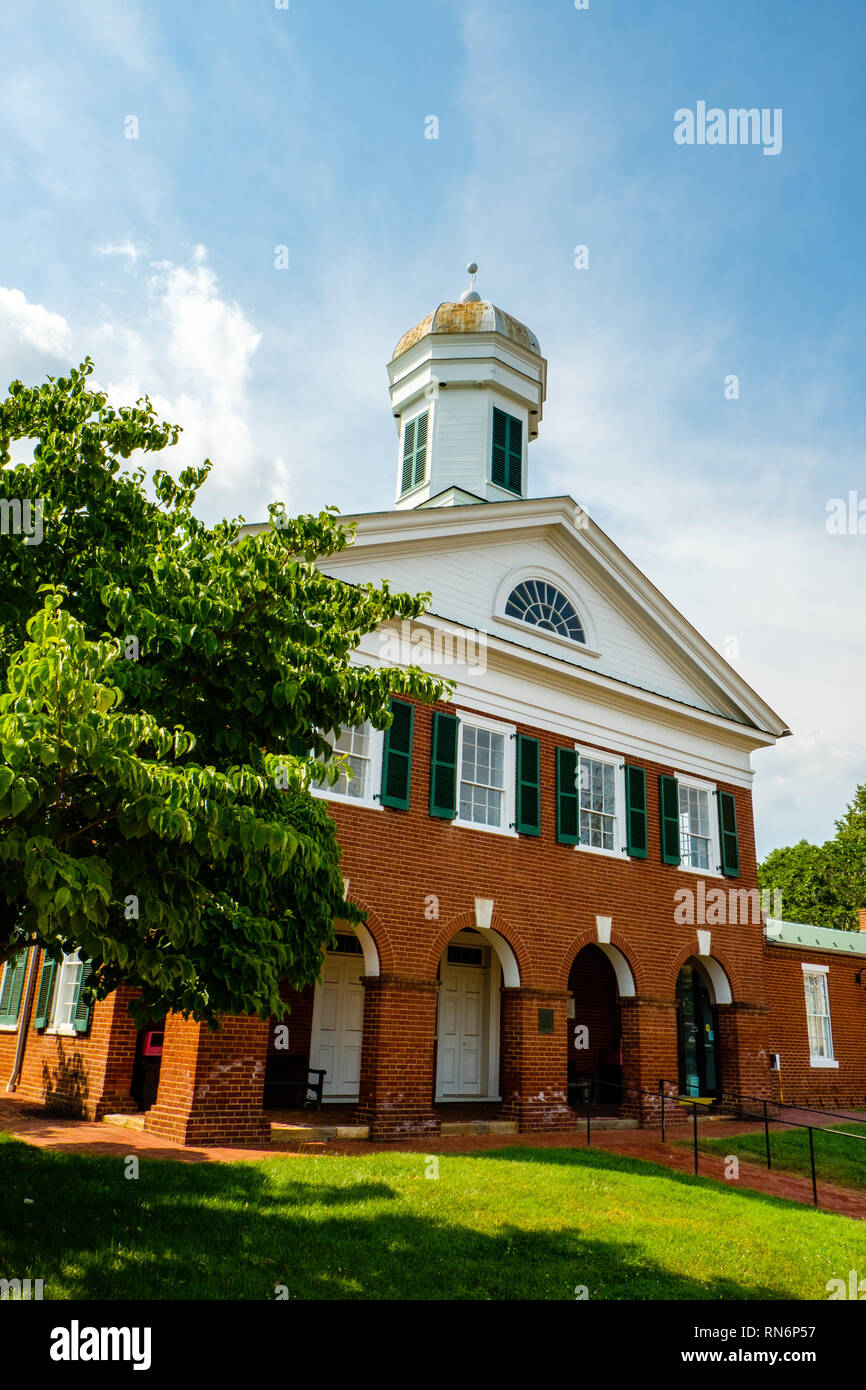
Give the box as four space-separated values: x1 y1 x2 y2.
1 1095 863 1220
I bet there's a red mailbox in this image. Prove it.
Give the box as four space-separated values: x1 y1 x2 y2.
140 1030 164 1057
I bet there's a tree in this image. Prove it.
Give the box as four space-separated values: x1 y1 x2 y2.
758 786 866 933
0 361 445 1024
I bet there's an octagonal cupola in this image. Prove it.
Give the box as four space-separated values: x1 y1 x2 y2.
387 264 547 509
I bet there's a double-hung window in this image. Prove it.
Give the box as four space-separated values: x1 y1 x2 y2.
678 780 716 871
574 747 626 856
578 756 617 851
454 714 516 835
312 720 382 808
802 966 836 1066
52 952 85 1032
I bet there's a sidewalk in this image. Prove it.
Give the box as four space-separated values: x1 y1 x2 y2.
1 1095 863 1220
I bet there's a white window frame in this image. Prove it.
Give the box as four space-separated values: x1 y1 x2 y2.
801 964 838 1068
573 743 628 860
47 950 84 1036
675 772 723 878
454 711 518 838
309 720 385 812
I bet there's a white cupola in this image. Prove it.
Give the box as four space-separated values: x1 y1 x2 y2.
387 264 547 509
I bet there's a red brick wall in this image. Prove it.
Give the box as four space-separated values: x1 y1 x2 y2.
325 695 770 1124
764 943 866 1107
5 951 138 1120
0 695 781 1143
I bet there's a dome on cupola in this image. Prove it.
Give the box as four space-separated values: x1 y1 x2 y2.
392 300 542 361
387 264 547 511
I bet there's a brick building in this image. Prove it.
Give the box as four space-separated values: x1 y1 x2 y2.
2 277 865 1143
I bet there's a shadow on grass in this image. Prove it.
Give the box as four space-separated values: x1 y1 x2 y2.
0 1134 814 1301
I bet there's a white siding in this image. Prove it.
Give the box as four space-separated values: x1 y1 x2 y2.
322 535 720 715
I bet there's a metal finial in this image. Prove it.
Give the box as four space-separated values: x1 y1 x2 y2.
460 261 481 303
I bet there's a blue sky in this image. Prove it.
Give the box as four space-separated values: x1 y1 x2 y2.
1 0 864 858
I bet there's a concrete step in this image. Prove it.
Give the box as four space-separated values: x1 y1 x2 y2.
102 1113 145 1131
270 1122 370 1143
440 1120 519 1136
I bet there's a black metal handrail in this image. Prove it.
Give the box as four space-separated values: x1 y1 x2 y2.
569 1075 865 1209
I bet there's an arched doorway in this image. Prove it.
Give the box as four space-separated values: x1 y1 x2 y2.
434 930 502 1101
567 944 627 1108
676 960 721 1099
309 927 374 1101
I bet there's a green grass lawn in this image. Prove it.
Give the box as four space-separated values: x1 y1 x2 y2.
698 1122 866 1193
0 1132 862 1301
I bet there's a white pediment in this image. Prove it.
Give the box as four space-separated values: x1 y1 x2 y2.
314 495 787 738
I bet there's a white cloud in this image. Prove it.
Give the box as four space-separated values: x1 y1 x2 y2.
94 238 147 268
0 286 72 357
90 247 264 510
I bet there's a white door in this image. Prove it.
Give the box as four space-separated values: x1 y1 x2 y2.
310 954 365 1098
436 965 485 1096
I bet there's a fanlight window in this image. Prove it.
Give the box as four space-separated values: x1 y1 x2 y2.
504 580 586 643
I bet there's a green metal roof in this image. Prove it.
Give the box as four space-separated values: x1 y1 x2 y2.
765 918 866 959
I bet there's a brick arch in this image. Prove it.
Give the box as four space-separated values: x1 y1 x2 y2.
668 942 736 1005
335 899 396 976
423 908 531 987
558 929 644 998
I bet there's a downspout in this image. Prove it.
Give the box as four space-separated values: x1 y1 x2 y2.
6 946 41 1093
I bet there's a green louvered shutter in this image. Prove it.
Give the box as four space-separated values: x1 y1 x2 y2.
625 765 648 859
516 735 541 836
491 408 523 494
659 775 681 865
412 411 428 487
381 699 414 810
401 411 429 494
556 748 580 844
717 791 740 878
0 954 27 1026
72 959 94 1034
429 711 459 819
33 956 57 1028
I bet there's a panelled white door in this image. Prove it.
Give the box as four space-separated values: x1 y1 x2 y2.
436 964 485 1096
310 953 365 1098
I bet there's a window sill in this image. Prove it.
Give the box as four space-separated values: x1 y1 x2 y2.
310 789 384 812
496 611 601 659
43 1026 78 1038
453 818 519 839
575 843 629 862
809 1057 839 1069
0 1022 20 1032
676 864 725 880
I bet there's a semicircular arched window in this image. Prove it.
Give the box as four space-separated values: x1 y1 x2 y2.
504 579 586 643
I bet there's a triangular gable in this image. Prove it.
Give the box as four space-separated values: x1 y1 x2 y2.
315 495 789 737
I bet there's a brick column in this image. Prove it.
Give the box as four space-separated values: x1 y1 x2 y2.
91 986 140 1119
621 997 685 1126
144 1012 270 1147
499 987 573 1132
717 1001 772 1108
354 975 440 1141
